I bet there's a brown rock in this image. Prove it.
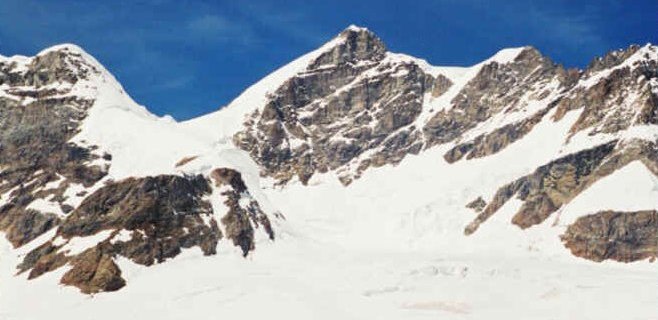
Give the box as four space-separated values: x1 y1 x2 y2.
561 210 657 262
60 246 125 294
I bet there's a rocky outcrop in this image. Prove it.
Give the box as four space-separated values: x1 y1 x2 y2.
17 170 276 293
0 45 281 294
561 210 658 262
465 139 657 235
444 104 555 163
211 168 275 256
60 245 126 294
465 197 486 212
61 174 220 264
0 46 109 246
234 27 438 185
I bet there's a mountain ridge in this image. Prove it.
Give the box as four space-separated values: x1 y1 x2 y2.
0 25 656 303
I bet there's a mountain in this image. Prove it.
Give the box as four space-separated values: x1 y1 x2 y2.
1 26 656 319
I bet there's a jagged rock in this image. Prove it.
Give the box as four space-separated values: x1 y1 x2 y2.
17 169 277 293
444 102 556 163
60 245 125 294
0 46 109 246
234 36 657 194
60 174 219 265
584 45 641 75
0 205 60 247
465 197 486 212
465 139 657 235
554 45 658 136
235 37 588 186
211 168 274 256
234 27 436 185
18 174 218 291
17 241 68 279
561 210 658 262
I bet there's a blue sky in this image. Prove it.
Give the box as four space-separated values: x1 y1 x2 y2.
0 0 656 120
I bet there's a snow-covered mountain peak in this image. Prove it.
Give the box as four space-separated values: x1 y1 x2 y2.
485 46 531 64
1 25 656 309
343 24 370 33
35 43 95 62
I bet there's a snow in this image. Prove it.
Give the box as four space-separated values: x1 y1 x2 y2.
558 160 658 224
25 198 62 216
59 230 115 256
1 227 656 320
345 24 369 32
487 46 527 64
385 52 469 80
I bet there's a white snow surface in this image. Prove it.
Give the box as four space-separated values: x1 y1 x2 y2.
1 33 657 320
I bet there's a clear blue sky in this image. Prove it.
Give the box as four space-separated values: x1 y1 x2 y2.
1 0 656 120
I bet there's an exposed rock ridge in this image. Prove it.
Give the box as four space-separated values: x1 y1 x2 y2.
464 139 658 239
233 28 574 185
211 168 275 256
0 46 110 247
233 28 656 186
18 169 276 293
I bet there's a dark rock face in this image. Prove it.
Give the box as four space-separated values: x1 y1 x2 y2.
0 47 109 247
561 210 658 262
234 27 436 185
61 174 220 265
60 175 212 237
18 170 275 293
211 168 275 256
465 139 657 235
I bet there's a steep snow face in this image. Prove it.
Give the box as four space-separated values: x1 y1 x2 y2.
38 46 209 179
